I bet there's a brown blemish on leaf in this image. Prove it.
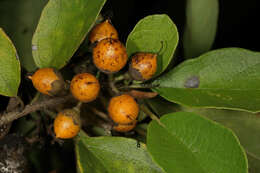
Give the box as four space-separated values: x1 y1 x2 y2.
184 76 200 88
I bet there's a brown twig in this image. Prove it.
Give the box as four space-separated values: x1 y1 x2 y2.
140 104 165 127
0 94 73 126
89 107 111 122
127 90 158 99
108 74 120 94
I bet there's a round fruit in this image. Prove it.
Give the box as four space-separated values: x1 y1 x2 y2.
89 19 119 43
108 94 139 124
129 53 157 81
54 109 81 139
70 73 100 102
93 38 128 73
113 121 137 132
30 68 65 96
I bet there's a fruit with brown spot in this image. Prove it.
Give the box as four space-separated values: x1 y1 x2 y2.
89 19 119 43
93 38 128 73
129 53 157 81
108 94 139 124
30 68 65 96
113 121 137 132
54 109 81 139
70 73 100 102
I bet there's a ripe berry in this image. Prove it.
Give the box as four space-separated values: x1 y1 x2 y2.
93 38 128 73
108 94 139 124
54 109 81 139
113 121 137 132
30 68 65 96
129 53 157 81
89 19 119 43
70 73 100 102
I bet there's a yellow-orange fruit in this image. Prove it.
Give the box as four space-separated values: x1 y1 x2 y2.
54 109 81 139
108 94 139 124
70 73 100 102
93 38 128 73
113 121 137 132
129 53 157 81
89 19 119 43
30 68 65 96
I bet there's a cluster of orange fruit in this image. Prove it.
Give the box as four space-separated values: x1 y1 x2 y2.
29 19 158 139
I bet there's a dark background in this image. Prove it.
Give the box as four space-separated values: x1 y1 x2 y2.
104 0 260 50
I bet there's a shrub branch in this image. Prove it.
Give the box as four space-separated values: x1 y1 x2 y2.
0 94 73 126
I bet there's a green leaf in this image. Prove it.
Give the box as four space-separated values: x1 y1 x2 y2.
147 112 248 173
32 0 106 69
0 28 21 97
126 14 179 76
153 48 260 112
75 131 165 173
0 0 47 72
180 107 260 171
146 98 260 172
146 96 179 116
183 0 219 58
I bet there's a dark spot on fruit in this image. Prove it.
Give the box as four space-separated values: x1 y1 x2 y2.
147 63 152 68
85 82 96 85
184 76 200 88
129 66 144 81
126 115 133 120
49 79 65 96
108 38 113 44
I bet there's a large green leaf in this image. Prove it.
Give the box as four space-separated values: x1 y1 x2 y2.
126 14 179 76
153 48 260 112
183 0 219 58
32 0 106 69
0 0 47 72
180 107 260 173
0 29 21 97
147 112 248 173
75 131 165 173
182 108 260 158
146 96 260 173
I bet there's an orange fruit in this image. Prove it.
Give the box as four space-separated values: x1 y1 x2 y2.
108 94 139 124
113 121 137 132
89 19 118 43
54 109 81 139
129 53 157 81
93 38 128 73
30 68 65 96
70 73 100 102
